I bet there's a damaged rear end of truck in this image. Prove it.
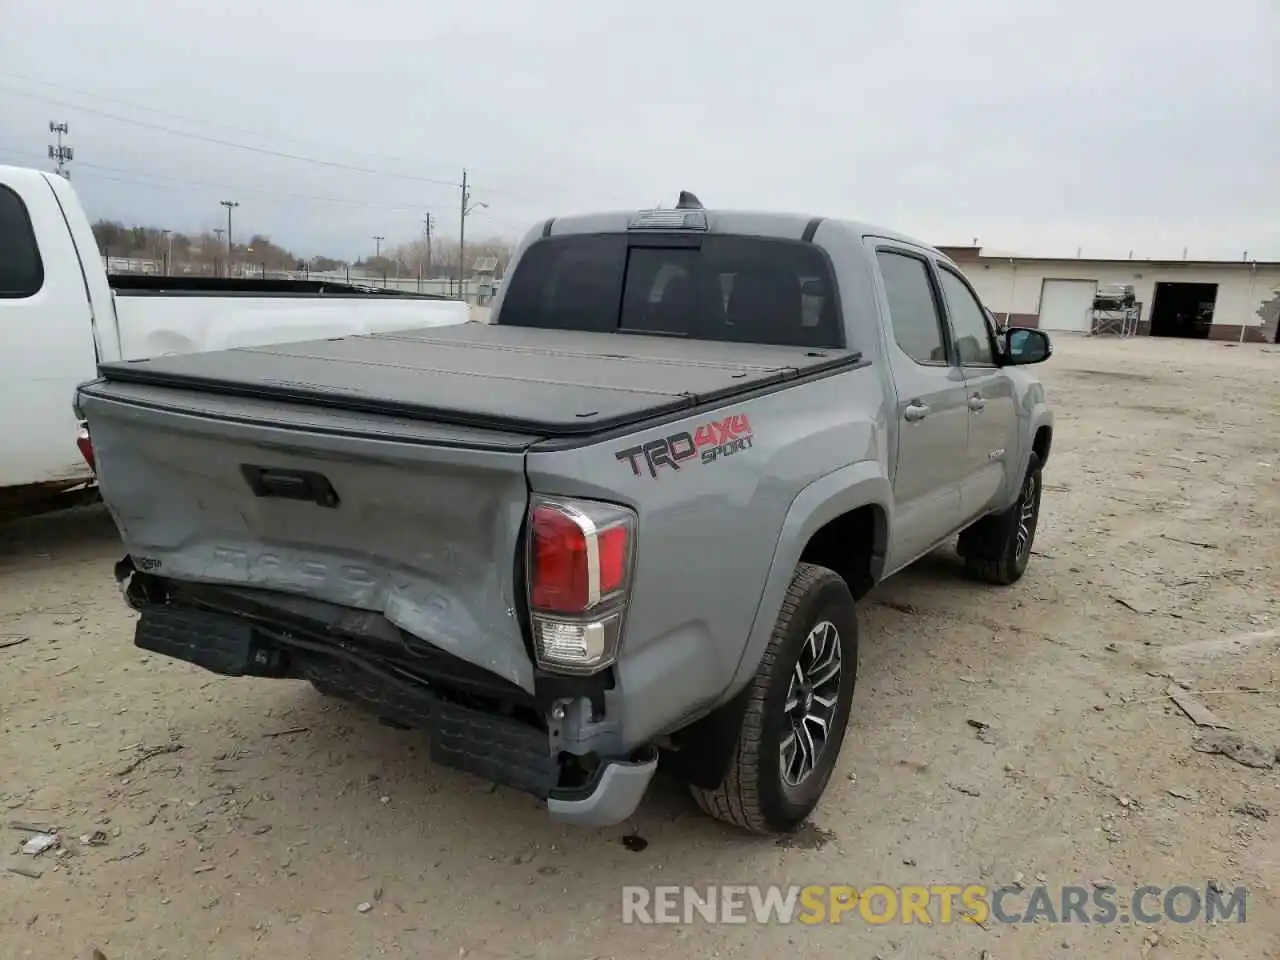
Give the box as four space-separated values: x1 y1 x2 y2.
76 321 856 825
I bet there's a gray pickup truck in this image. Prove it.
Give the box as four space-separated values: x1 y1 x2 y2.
76 196 1054 835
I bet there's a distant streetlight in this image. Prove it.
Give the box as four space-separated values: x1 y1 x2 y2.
373 235 385 260
219 200 239 274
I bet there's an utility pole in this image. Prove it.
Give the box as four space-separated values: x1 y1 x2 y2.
219 200 238 275
459 169 467 300
459 169 488 303
161 229 172 276
47 122 73 178
422 214 434 279
373 235 385 260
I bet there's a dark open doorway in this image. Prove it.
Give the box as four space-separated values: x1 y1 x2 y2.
1149 282 1217 339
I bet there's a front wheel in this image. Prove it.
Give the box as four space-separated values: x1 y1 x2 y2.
958 452 1043 585
690 563 858 834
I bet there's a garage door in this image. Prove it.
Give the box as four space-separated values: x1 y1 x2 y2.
1039 279 1097 332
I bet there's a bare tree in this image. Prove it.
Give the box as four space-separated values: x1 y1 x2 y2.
388 236 514 278
90 219 345 277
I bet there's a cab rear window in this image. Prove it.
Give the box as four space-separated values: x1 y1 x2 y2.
499 234 842 348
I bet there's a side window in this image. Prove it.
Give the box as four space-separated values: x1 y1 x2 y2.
938 267 997 366
876 251 947 365
0 185 45 299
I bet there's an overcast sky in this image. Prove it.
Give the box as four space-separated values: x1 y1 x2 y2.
1 0 1275 261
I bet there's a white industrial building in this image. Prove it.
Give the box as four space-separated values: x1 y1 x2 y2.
940 247 1280 343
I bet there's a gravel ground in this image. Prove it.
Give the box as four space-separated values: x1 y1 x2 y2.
1 335 1277 960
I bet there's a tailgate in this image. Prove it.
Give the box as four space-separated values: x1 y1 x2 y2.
79 380 539 691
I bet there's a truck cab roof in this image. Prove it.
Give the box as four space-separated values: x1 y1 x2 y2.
536 206 936 254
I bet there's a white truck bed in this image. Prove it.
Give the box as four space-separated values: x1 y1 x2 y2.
0 163 470 496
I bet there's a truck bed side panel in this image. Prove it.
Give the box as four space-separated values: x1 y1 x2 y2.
524 363 888 744
78 383 538 691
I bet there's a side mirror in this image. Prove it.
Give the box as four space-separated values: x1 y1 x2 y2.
1003 327 1052 365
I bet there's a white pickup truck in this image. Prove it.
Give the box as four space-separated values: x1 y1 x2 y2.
0 164 470 510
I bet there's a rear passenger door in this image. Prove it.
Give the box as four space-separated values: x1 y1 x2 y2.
872 245 970 571
935 264 1018 520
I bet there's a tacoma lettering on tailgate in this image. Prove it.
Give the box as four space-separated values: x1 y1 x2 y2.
615 413 754 479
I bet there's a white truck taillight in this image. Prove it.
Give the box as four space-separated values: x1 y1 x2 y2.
526 496 636 674
75 420 96 473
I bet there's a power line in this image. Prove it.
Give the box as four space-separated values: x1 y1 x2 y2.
0 71 462 176
85 163 456 213
0 147 526 245
0 147 458 213
0 72 566 201
1 83 463 190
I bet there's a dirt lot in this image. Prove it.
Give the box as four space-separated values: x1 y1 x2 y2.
2 336 1277 960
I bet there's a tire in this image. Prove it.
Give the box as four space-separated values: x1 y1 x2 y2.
958 452 1043 586
690 563 858 834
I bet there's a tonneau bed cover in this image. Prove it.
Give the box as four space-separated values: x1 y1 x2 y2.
93 322 858 437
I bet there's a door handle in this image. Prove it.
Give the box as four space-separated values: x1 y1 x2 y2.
903 403 930 422
968 394 986 411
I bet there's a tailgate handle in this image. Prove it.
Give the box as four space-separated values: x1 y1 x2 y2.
240 465 340 508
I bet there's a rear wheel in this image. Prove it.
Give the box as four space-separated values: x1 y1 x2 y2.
958 453 1043 585
690 563 858 834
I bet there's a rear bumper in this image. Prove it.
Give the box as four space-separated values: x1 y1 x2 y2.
546 749 658 826
131 597 655 826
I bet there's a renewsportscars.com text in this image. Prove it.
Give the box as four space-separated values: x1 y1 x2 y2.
621 884 1247 926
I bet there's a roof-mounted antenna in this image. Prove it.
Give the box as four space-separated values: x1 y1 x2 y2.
675 191 703 210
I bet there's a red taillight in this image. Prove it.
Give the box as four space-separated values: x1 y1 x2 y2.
526 497 635 674
597 525 627 594
531 504 590 612
76 422 96 473
530 503 632 614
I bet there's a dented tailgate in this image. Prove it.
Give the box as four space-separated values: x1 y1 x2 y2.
78 380 540 691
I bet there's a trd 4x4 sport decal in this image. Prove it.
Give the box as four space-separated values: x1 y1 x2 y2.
615 413 754 479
